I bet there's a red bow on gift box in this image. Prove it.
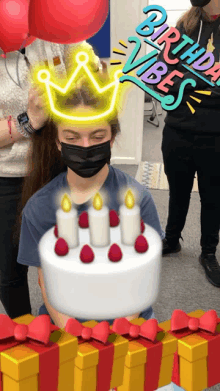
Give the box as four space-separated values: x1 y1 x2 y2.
112 318 160 341
171 309 220 333
0 314 57 345
65 319 111 344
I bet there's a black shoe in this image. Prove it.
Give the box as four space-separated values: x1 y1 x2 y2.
199 253 220 287
162 237 181 256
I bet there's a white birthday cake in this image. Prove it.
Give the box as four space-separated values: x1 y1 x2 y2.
38 192 162 319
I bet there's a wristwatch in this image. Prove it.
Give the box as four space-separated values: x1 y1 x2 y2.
17 112 45 135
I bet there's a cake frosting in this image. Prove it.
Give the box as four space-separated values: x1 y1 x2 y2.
39 211 162 320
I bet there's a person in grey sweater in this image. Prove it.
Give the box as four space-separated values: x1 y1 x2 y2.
0 39 90 318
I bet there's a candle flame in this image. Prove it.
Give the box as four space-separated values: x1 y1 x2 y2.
61 193 72 213
93 192 103 211
125 189 135 209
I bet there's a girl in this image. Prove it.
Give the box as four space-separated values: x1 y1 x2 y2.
16 50 165 327
159 0 220 287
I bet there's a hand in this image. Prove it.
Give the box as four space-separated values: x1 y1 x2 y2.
125 312 140 321
27 85 49 130
101 60 108 74
100 60 109 81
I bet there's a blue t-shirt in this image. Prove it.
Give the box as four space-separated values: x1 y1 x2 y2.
17 166 165 322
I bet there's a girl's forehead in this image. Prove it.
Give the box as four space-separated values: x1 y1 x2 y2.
58 121 110 133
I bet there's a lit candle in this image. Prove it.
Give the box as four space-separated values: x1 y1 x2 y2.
119 189 141 245
88 192 110 247
56 193 79 248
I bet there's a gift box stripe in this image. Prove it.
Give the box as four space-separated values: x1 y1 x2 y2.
117 318 178 391
74 320 129 391
140 338 163 390
89 339 114 391
198 330 220 387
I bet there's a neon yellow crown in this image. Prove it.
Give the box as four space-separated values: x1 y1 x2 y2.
37 51 122 122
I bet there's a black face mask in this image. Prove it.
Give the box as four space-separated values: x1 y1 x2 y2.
61 140 111 178
190 0 211 6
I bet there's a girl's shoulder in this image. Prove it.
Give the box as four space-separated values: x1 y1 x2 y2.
109 165 152 203
23 172 67 221
110 165 144 186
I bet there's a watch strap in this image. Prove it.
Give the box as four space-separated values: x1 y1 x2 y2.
17 112 46 135
23 121 38 135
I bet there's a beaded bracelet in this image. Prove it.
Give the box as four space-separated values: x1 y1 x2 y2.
7 116 13 142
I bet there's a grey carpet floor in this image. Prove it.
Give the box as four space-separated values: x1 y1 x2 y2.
1 107 220 390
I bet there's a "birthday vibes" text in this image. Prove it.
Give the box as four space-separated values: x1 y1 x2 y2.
119 5 220 111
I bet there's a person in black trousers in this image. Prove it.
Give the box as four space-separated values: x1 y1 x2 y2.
0 177 32 318
157 0 220 287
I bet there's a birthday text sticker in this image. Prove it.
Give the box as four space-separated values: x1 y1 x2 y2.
112 5 220 114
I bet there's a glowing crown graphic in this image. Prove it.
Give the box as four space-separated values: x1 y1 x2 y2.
37 51 122 122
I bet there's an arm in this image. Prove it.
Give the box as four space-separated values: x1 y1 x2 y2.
0 118 26 148
17 214 70 328
38 267 71 328
0 83 49 149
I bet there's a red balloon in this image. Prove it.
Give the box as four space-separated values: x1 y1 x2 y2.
0 0 36 53
28 0 108 44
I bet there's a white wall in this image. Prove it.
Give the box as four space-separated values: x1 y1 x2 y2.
102 0 147 165
104 1 192 165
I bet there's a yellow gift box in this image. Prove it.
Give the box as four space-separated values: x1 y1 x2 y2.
160 309 220 391
0 314 78 391
116 317 178 391
74 320 129 391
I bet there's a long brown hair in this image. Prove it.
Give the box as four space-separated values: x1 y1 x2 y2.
177 6 216 36
14 69 121 243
